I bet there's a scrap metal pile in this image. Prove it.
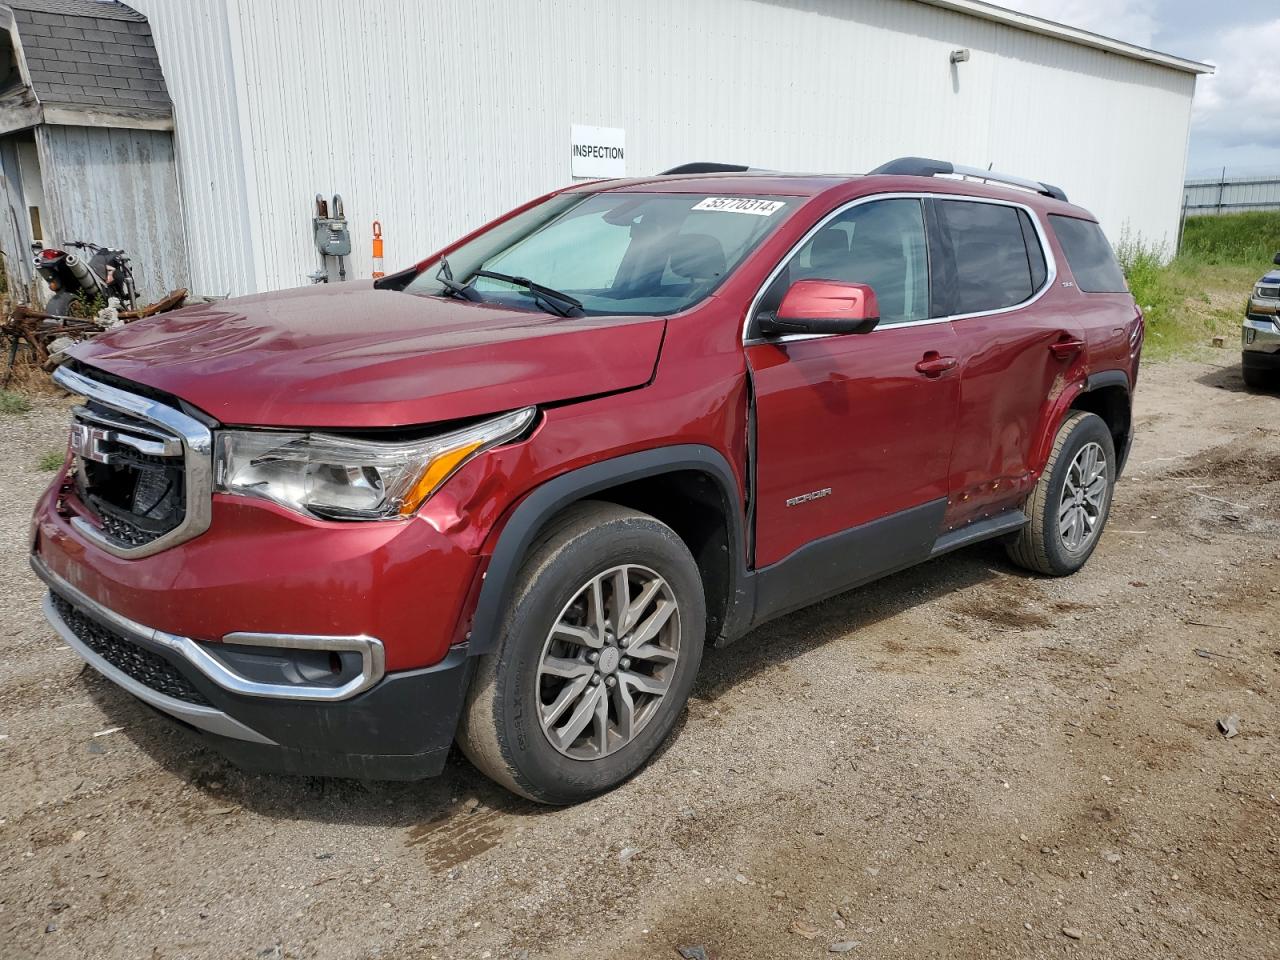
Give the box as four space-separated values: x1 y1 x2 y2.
1 289 187 387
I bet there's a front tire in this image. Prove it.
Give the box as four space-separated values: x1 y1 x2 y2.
458 501 705 804
1006 410 1116 576
1242 358 1277 391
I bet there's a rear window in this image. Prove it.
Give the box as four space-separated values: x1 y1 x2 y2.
1049 215 1127 293
935 200 1040 315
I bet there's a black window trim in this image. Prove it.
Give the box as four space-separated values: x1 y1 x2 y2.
743 192 1058 345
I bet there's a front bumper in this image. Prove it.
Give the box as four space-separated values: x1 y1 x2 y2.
34 553 473 779
1244 300 1280 360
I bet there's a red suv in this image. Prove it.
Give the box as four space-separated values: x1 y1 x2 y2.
30 158 1142 804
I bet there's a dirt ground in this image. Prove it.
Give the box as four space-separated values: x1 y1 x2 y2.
1 359 1277 960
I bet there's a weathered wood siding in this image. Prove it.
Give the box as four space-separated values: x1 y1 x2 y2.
0 136 33 297
35 125 189 302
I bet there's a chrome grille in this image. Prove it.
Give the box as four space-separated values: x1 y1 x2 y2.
72 402 188 548
53 366 214 559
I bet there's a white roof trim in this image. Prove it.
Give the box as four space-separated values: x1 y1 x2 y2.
916 0 1215 76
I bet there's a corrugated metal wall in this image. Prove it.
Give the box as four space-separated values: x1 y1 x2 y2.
130 0 257 297
137 0 1199 297
1183 175 1280 215
35 125 189 302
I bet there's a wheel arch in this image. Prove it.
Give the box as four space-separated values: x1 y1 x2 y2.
1069 371 1132 474
1034 371 1132 480
466 445 750 658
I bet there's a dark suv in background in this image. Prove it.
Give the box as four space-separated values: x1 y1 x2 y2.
32 157 1142 803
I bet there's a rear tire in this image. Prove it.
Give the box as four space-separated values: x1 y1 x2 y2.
458 501 705 804
46 291 75 317
1006 410 1116 577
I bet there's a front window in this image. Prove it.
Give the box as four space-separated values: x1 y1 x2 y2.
404 192 797 316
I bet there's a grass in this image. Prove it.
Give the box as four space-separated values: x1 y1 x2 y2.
37 448 66 471
1120 212 1280 362
1180 212 1280 265
0 389 31 414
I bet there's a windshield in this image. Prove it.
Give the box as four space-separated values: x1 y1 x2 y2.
404 192 797 316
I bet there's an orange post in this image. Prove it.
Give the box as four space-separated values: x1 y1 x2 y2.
371 220 384 279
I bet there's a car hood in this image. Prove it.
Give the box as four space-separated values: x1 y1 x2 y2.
1261 270 1280 284
71 283 666 428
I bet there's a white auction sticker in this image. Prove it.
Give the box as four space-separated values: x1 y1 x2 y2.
692 197 785 216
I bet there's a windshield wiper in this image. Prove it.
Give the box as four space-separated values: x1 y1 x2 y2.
470 270 585 317
436 257 485 303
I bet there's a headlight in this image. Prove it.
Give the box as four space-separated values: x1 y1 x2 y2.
214 407 535 520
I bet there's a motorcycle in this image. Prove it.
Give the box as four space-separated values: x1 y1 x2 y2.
32 240 138 316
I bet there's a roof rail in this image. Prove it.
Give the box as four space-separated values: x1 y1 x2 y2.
660 162 753 175
869 156 1068 202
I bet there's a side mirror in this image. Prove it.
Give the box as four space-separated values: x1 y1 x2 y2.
1273 251 1280 266
759 279 880 337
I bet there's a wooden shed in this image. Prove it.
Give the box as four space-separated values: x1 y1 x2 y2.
0 0 187 303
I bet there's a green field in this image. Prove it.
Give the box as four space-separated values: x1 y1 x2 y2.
1122 212 1279 362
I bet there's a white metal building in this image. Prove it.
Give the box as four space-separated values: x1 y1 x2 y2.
128 0 1211 298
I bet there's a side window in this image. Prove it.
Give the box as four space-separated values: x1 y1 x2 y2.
936 200 1035 314
1019 210 1048 291
1049 215 1127 293
760 198 929 326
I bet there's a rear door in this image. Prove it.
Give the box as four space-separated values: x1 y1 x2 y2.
746 196 960 569
934 197 1086 530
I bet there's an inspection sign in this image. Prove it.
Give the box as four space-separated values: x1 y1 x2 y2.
571 125 626 178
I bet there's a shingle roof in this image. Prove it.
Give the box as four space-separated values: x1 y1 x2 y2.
3 0 171 117
6 0 144 22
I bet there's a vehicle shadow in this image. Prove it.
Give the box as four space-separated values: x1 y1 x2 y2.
76 541 1013 828
1194 361 1247 393
77 673 544 828
695 542 1009 703
1195 359 1279 397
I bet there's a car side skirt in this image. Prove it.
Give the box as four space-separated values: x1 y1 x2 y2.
747 497 947 628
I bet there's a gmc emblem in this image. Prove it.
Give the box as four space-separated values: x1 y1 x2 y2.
69 422 113 464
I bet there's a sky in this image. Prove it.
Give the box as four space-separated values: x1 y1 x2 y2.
998 0 1280 178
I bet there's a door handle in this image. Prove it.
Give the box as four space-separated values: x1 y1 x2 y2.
915 352 958 377
1049 337 1086 359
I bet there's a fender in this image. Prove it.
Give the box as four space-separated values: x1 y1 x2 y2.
465 445 752 657
1085 369 1131 392
1032 369 1132 480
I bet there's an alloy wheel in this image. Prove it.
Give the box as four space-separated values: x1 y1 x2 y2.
1058 441 1108 552
535 564 681 760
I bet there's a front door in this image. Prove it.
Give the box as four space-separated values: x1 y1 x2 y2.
746 197 960 570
